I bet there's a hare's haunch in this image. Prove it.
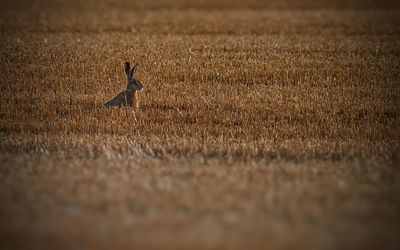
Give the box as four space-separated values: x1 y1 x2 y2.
104 62 143 109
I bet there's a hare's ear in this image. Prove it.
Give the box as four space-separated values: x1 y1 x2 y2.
124 62 131 78
130 63 138 78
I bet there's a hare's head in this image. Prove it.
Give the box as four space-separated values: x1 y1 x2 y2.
125 62 144 91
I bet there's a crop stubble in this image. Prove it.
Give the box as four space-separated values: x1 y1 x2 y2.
0 1 400 249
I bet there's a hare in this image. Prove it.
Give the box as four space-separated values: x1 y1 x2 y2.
104 62 144 109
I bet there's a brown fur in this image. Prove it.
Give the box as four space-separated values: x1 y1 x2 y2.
131 91 139 109
104 90 139 109
104 61 143 109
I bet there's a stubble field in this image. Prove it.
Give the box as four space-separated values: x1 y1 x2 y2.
1 0 400 249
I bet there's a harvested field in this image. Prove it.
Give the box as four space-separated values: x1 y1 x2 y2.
1 0 400 249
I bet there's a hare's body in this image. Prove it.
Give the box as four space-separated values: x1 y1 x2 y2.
104 90 139 109
104 62 143 109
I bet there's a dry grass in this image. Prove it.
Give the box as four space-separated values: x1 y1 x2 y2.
1 0 400 249
1 155 399 250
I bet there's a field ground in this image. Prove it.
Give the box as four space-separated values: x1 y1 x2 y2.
1 0 400 249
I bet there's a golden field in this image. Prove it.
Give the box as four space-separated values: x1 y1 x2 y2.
1 0 400 249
